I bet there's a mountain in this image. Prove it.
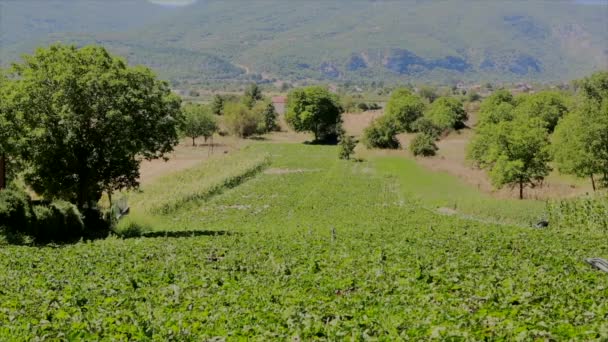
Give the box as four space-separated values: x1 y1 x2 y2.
1 0 607 85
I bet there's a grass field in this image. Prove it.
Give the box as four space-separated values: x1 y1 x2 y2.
2 143 608 339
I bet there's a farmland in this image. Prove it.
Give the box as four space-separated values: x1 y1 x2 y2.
2 142 608 340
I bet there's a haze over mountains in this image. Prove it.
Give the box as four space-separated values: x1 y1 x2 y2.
1 0 607 85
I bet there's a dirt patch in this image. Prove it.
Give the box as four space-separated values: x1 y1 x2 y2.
264 168 322 175
138 136 247 185
342 110 383 137
437 207 458 216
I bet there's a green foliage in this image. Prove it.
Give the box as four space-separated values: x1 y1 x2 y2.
553 71 608 189
223 102 265 138
362 116 400 149
469 115 552 199
409 133 439 157
285 86 344 141
477 89 516 126
384 88 425 132
32 201 85 243
411 117 442 139
211 94 225 115
547 195 608 232
0 188 34 236
5 44 182 208
424 96 468 131
181 104 218 146
5 143 608 339
513 91 569 132
243 83 263 109
338 135 357 160
252 100 279 133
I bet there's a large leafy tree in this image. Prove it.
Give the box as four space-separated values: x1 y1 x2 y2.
553 71 608 190
468 90 552 199
384 88 425 132
6 44 182 208
181 104 218 146
286 86 343 141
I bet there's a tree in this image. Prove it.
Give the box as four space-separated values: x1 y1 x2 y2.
211 94 224 115
513 91 569 133
285 86 344 142
338 135 357 160
243 83 263 109
384 88 425 132
469 116 551 199
223 102 265 138
6 44 182 208
252 100 279 133
553 72 608 190
424 97 468 131
181 104 218 146
362 115 400 149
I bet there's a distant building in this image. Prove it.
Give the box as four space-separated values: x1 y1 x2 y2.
272 96 287 115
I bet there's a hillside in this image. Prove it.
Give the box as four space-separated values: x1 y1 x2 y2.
1 0 607 85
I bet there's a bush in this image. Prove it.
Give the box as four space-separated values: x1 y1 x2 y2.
363 116 400 149
0 189 34 236
338 135 357 160
412 117 442 139
223 102 265 138
409 133 439 157
32 201 84 243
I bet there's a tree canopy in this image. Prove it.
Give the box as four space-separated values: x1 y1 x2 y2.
384 88 425 132
4 44 182 207
424 97 468 131
512 91 569 133
285 86 343 142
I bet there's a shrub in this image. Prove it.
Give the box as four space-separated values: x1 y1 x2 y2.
32 201 84 243
0 189 34 235
223 102 265 138
412 117 442 139
338 135 357 160
409 133 439 157
424 97 468 131
363 116 400 149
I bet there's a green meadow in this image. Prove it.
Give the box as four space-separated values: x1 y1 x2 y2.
2 143 608 340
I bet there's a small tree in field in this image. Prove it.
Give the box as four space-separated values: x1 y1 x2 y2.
252 100 279 133
243 83 263 109
6 44 182 208
211 94 224 115
363 115 400 149
286 86 343 142
181 104 218 146
338 135 357 160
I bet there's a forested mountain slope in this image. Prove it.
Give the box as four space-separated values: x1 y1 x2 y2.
1 0 606 84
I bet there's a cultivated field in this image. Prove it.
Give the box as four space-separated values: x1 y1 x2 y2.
2 142 608 340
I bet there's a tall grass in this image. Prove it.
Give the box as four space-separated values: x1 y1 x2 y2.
547 194 608 232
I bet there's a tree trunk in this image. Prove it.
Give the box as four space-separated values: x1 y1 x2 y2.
192 137 196 146
519 181 524 200
591 174 597 192
0 154 5 190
